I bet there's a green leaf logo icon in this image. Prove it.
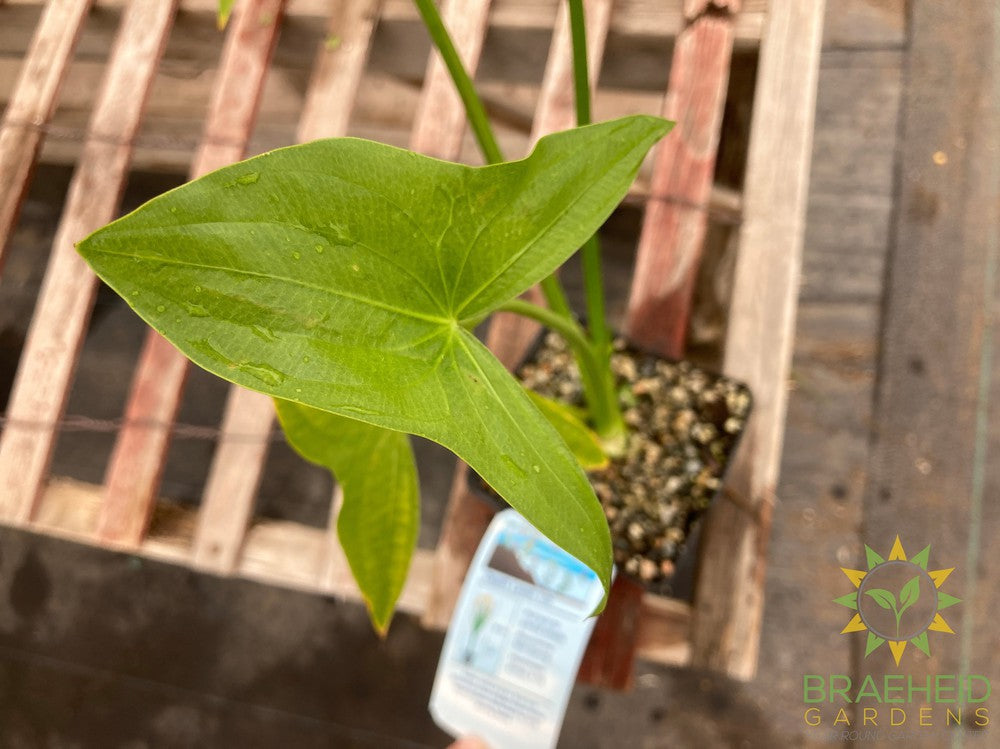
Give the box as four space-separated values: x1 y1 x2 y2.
863 574 921 638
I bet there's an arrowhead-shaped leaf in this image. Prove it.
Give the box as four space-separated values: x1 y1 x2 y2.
275 400 418 634
76 116 672 604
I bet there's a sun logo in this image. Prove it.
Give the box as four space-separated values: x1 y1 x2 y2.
835 536 961 666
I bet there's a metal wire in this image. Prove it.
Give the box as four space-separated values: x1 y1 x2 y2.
0 414 287 443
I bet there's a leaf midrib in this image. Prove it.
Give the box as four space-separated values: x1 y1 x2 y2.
451 330 608 555
87 245 452 326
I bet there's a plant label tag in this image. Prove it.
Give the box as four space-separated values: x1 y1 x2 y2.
429 509 604 749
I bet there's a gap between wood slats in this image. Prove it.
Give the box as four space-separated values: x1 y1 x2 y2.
97 0 285 549
194 0 382 577
0 1 176 526
0 0 91 274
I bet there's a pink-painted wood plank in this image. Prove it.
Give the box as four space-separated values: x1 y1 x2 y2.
97 0 285 546
410 0 493 161
0 0 91 274
424 0 613 630
530 0 613 142
192 0 382 575
298 0 381 143
624 3 739 358
0 0 177 525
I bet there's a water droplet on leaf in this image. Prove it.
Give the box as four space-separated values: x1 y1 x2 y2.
156 305 166 313
235 172 259 186
250 325 277 342
292 251 301 260
184 302 209 318
501 455 528 478
237 362 286 386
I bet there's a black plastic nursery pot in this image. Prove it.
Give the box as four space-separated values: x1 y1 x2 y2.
469 330 752 600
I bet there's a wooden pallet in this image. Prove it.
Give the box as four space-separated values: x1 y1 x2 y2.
0 0 824 684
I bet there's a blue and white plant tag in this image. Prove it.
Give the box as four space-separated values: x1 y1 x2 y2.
429 509 604 749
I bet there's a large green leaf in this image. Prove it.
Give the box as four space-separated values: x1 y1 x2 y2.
76 116 671 605
274 400 418 634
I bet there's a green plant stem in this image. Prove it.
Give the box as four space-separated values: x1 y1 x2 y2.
540 275 573 318
499 299 626 456
567 0 612 375
412 0 503 165
568 0 591 128
413 0 573 319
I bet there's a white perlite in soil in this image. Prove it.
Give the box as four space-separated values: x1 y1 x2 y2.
518 333 751 589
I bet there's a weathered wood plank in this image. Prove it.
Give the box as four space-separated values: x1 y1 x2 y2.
625 4 739 358
808 49 903 199
97 0 285 547
410 0 493 160
0 0 91 273
194 0 383 578
822 0 904 50
529 0 613 141
192 389 275 573
690 0 826 679
30 477 690 664
577 576 644 689
298 0 381 143
0 0 768 41
859 0 999 698
0 1 176 525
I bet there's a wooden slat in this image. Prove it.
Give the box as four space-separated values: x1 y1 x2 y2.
297 0 381 143
32 477 691 664
191 389 275 572
96 0 285 546
0 0 91 273
1 0 768 41
410 0 493 159
530 0 613 140
191 0 383 576
424 0 613 631
625 1 740 358
577 576 644 688
857 0 999 690
690 0 826 679
0 1 177 525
